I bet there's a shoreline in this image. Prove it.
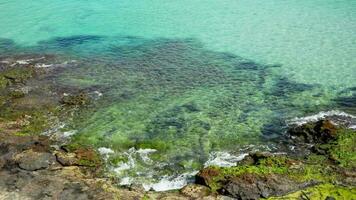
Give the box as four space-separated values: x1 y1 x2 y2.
0 53 355 199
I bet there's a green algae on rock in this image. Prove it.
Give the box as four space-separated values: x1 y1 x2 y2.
268 183 356 200
196 120 356 199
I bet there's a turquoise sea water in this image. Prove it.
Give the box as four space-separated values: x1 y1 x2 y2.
1 0 356 190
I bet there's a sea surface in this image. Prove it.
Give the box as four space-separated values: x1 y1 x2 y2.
1 0 355 191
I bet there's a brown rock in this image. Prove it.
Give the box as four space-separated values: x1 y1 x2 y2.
56 152 79 166
181 184 211 198
74 148 102 167
196 167 221 187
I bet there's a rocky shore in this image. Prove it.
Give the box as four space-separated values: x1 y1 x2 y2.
0 54 355 200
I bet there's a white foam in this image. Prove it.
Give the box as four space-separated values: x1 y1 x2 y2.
114 162 132 174
113 147 156 175
120 177 132 185
16 60 30 65
94 91 103 97
35 63 53 68
98 147 114 155
42 122 66 136
204 152 248 167
62 130 77 137
136 148 157 163
142 171 197 191
288 110 356 126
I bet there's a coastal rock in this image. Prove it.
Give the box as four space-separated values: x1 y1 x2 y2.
56 152 78 166
221 173 316 200
238 151 274 165
288 119 339 144
16 150 56 171
180 184 211 198
58 183 91 200
55 148 102 168
74 148 102 167
196 167 221 187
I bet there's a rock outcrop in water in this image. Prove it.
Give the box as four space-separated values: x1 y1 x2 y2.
195 119 356 199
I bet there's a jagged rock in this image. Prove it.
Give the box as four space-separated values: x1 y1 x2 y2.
56 152 78 166
196 167 221 187
74 148 102 167
16 150 56 171
288 120 339 144
221 173 317 200
238 151 274 165
180 184 211 198
55 148 101 168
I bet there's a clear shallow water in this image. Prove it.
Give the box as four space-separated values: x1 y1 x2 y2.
1 0 356 190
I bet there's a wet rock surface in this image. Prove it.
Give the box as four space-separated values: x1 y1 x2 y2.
221 173 316 199
196 119 356 199
288 119 339 144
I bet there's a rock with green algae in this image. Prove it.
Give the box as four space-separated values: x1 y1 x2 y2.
0 76 9 89
57 144 103 168
60 92 91 106
196 154 320 199
268 183 356 200
288 119 339 144
196 120 356 200
1 67 35 84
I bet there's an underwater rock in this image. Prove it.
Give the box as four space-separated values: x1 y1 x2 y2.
60 93 90 106
2 67 34 84
9 86 30 98
182 102 200 112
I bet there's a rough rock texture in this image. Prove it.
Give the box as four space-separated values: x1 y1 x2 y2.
60 93 90 106
221 173 316 200
196 120 356 199
16 150 56 171
0 133 118 200
288 119 338 144
180 184 211 198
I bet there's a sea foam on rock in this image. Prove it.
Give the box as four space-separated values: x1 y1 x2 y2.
287 110 356 128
